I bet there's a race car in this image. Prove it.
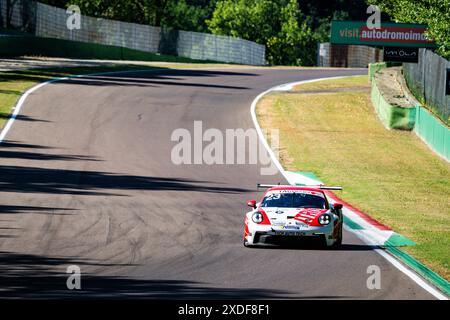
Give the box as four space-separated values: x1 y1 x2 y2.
243 184 343 248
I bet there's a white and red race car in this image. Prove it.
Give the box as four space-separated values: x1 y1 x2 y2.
243 184 343 248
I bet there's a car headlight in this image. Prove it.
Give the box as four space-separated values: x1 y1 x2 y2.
252 212 263 224
318 214 331 225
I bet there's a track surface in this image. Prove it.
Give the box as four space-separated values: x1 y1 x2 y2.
0 68 434 299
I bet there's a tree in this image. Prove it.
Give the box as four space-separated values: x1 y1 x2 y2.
266 0 316 65
367 0 450 59
207 0 317 65
66 0 156 25
161 0 216 32
40 0 216 31
206 0 283 45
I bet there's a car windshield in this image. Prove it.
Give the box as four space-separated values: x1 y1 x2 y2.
261 192 327 209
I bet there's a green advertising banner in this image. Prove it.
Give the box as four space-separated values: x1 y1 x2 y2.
331 21 436 48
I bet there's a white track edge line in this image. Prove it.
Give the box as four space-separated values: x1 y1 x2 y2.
374 248 447 300
250 75 447 300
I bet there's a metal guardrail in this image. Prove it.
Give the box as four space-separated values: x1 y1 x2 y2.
403 49 450 124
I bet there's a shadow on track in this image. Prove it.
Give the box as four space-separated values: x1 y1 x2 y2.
0 150 100 162
0 251 300 299
0 204 76 215
0 140 52 149
0 165 250 196
0 112 50 123
55 69 258 90
0 140 250 196
0 140 100 161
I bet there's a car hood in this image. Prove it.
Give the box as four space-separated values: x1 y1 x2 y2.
261 207 329 226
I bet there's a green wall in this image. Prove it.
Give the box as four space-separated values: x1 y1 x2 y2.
414 106 449 161
370 78 417 130
369 63 449 161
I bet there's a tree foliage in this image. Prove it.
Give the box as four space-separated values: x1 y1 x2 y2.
367 0 450 59
161 0 216 32
41 0 157 25
207 0 318 65
266 0 317 65
40 0 215 30
206 0 282 44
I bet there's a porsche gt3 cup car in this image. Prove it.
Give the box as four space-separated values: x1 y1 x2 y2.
243 185 343 248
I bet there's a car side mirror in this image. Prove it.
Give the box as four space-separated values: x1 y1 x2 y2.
246 200 257 209
333 203 343 210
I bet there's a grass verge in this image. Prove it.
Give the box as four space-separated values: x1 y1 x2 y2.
257 75 450 280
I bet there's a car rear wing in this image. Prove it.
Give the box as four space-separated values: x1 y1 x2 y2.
257 183 342 190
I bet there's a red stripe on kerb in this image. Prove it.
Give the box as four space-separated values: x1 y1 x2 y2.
324 191 392 231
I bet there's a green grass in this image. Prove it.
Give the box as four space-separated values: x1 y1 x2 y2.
257 75 450 280
292 75 369 91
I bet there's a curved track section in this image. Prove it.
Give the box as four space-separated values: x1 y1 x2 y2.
0 68 434 299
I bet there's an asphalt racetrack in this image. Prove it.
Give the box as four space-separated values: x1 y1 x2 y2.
0 67 435 299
